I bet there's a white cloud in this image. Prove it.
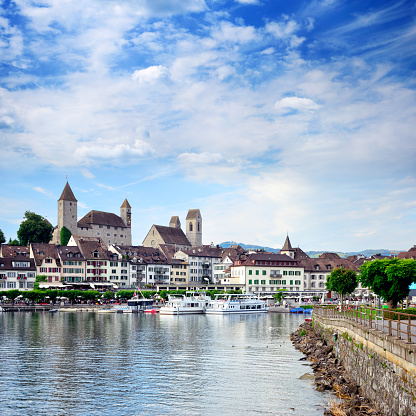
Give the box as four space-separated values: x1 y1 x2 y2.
266 20 299 39
132 65 170 84
81 169 95 179
235 0 261 5
274 96 321 111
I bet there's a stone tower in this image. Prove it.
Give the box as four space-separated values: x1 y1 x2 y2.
58 182 78 235
186 209 202 247
120 199 131 228
169 216 181 229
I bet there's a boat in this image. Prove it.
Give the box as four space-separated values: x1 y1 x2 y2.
113 297 154 313
205 293 269 315
159 291 211 315
49 309 59 313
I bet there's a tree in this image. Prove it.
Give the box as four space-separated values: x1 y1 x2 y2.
17 211 53 246
5 289 21 304
8 237 21 246
0 229 5 244
34 275 48 290
274 289 286 304
103 290 114 301
359 258 416 309
60 226 72 246
325 267 358 308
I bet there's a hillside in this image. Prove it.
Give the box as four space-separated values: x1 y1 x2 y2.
218 241 403 258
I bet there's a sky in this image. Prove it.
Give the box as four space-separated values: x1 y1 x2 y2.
0 0 415 253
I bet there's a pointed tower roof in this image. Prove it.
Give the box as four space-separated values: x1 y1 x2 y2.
186 209 201 220
58 182 77 202
121 199 131 208
169 216 181 228
281 235 293 251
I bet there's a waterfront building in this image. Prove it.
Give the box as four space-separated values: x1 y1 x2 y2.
58 245 86 284
0 255 36 291
169 259 189 284
229 252 304 293
174 246 222 283
398 245 416 259
51 182 132 246
214 256 234 284
30 243 64 288
299 252 359 293
109 244 171 287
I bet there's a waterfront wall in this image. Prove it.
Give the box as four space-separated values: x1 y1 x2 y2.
313 314 416 416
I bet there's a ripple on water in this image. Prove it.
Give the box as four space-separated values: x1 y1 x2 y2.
0 313 327 416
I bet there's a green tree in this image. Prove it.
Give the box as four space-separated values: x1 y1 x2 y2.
325 267 358 308
0 229 5 244
60 226 72 246
103 290 114 301
359 258 416 309
17 211 53 246
8 237 21 246
24 290 40 305
34 275 48 290
65 290 82 305
274 289 286 304
5 289 21 303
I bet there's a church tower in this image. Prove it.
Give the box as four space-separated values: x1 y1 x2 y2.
186 209 202 247
280 235 295 259
169 216 181 229
120 199 131 228
57 182 78 235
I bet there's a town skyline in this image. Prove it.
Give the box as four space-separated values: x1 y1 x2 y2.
1 0 415 252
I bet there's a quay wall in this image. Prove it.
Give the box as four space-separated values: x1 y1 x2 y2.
313 314 416 416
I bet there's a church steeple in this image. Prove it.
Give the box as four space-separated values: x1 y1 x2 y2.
120 199 131 228
280 235 295 259
57 182 78 236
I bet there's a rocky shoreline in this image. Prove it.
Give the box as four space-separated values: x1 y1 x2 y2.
290 322 383 416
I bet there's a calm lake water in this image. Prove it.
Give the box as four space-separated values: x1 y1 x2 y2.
0 312 328 416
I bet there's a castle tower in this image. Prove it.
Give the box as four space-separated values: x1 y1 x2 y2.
169 216 181 229
120 199 131 228
58 182 78 235
186 209 202 247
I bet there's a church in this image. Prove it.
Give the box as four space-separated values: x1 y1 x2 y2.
51 182 132 246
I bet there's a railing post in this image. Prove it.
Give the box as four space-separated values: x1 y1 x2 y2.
408 315 411 343
388 311 392 337
398 313 401 339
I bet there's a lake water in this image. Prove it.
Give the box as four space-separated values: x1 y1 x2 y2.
0 312 328 416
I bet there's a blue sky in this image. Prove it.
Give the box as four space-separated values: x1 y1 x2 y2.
1 0 415 252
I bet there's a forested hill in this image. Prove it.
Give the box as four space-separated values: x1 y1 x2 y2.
218 241 402 258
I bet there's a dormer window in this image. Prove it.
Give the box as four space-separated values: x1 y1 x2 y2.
326 264 331 270
92 251 99 258
67 253 73 257
314 265 319 270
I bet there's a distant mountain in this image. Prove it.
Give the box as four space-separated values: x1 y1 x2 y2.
219 241 279 253
218 242 403 258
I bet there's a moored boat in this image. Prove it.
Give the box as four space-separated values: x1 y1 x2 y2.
113 297 154 313
205 293 269 314
159 291 211 315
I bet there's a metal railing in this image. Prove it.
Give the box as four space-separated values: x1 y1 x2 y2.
314 305 416 344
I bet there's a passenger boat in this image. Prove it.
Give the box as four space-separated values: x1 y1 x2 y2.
159 291 211 315
113 297 154 313
205 293 269 314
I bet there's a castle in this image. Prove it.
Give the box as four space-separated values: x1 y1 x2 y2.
51 182 132 246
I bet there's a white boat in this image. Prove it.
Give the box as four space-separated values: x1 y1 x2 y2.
159 291 211 315
113 297 155 313
205 293 269 314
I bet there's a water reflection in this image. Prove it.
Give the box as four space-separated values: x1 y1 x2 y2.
0 312 327 415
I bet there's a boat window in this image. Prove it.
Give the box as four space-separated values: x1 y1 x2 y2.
257 305 261 309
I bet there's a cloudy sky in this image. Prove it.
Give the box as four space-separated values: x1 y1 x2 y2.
1 0 415 252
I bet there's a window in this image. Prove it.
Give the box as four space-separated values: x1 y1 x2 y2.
261 280 265 284
283 271 287 275
255 270 259 275
45 258 52 264
99 225 103 228
249 270 252 275
189 223 193 231
254 280 259 284
107 226 110 229
262 270 266 275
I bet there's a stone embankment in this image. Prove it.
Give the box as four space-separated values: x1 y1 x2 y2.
291 322 383 416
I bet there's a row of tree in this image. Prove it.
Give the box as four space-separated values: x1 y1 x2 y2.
325 258 416 309
0 211 72 247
